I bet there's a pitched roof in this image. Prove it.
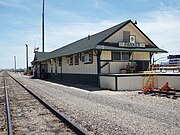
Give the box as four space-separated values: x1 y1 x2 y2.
32 52 49 63
34 19 167 62
40 20 132 61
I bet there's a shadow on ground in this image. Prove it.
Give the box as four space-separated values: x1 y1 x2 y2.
40 78 104 92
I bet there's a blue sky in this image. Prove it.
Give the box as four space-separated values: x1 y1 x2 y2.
0 0 180 69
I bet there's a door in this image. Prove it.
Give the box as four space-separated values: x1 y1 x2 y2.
136 61 149 71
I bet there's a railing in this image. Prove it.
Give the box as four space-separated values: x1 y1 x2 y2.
152 65 180 73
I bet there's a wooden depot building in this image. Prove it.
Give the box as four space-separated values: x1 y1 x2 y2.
32 19 167 88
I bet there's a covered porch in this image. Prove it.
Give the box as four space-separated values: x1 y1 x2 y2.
98 46 167 74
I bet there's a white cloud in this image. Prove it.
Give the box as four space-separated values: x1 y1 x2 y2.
0 0 32 13
44 20 120 51
0 0 19 7
1 1 180 68
137 4 180 62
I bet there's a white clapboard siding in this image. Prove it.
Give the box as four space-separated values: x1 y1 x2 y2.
47 61 51 73
53 52 97 74
101 62 129 74
105 23 153 46
56 64 61 73
133 52 150 60
110 62 129 73
101 51 111 60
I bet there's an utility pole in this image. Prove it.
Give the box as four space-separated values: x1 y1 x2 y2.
14 56 16 73
25 44 28 73
42 0 45 52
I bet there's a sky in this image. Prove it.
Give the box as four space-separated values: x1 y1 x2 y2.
0 0 180 69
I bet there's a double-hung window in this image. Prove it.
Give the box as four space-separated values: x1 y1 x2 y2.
123 31 130 42
81 52 93 63
75 55 79 65
112 51 129 61
69 56 73 65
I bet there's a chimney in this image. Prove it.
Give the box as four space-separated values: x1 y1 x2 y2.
134 20 137 25
88 35 91 40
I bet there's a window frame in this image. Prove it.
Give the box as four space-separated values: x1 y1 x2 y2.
84 52 93 64
123 31 130 42
122 51 130 61
75 55 79 65
112 51 130 61
69 56 73 66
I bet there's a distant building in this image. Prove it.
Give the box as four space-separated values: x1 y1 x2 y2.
161 55 180 66
32 20 167 86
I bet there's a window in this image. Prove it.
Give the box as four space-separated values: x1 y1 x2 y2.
112 52 121 60
81 54 85 62
58 58 62 66
55 59 57 73
81 52 93 63
112 51 129 61
89 52 93 62
123 31 130 42
75 55 79 65
84 54 89 62
67 57 69 64
122 52 129 61
55 58 59 66
69 56 73 65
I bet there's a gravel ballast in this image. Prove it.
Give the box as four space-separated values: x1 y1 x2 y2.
10 73 180 135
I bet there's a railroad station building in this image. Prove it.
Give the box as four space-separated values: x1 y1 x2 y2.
32 20 179 90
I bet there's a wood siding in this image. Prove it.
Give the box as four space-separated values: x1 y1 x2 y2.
132 52 150 61
47 61 51 73
105 23 154 46
101 61 129 74
101 51 111 60
100 51 149 74
47 52 97 74
100 74 180 91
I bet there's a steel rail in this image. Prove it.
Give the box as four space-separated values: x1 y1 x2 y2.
3 72 14 135
6 72 88 135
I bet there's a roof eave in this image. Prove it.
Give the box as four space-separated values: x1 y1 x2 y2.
95 46 168 53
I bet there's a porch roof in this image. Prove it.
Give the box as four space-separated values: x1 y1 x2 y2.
95 45 167 53
36 20 131 62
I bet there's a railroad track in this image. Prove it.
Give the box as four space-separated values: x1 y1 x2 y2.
0 72 8 135
0 71 87 135
139 89 180 99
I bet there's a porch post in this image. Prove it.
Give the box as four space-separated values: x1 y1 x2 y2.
96 50 102 87
150 52 153 64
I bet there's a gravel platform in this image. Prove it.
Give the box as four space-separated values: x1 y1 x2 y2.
10 72 180 135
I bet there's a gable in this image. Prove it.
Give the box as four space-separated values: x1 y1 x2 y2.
39 20 131 61
104 22 156 47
